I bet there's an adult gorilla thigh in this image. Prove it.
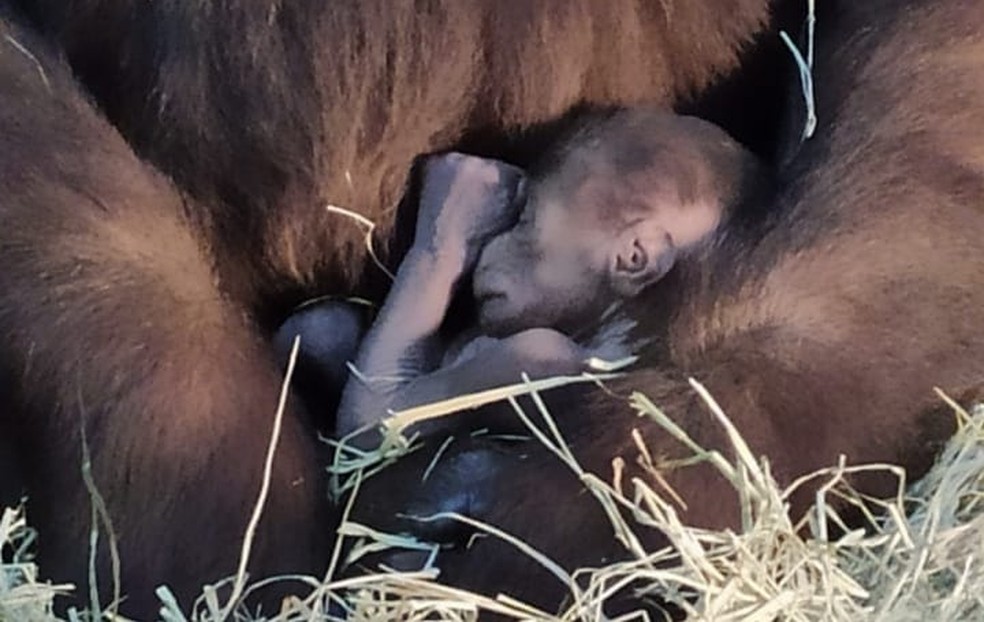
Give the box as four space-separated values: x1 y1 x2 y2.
0 22 327 614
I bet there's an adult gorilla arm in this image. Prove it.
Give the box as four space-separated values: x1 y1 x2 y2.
347 349 829 603
0 23 327 614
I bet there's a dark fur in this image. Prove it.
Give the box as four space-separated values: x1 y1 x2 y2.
13 0 776 312
350 0 984 613
0 19 327 612
0 0 776 615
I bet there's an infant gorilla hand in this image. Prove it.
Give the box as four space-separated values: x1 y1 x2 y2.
414 152 526 272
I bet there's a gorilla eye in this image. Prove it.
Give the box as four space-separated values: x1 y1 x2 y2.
617 239 647 273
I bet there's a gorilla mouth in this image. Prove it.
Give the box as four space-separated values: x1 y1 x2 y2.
476 289 503 300
472 274 504 304
474 289 506 305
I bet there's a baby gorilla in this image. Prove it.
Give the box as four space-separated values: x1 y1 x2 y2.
277 109 762 440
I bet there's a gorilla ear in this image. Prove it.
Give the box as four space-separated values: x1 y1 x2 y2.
610 228 677 298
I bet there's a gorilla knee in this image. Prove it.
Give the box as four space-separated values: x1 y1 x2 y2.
355 441 520 545
274 298 369 425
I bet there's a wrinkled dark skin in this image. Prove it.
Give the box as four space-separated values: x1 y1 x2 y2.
335 153 591 443
471 111 759 337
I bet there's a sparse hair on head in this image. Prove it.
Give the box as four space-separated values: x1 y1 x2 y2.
528 107 765 224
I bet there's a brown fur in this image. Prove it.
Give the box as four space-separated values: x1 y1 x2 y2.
350 0 984 612
0 21 326 613
16 0 774 306
0 0 776 615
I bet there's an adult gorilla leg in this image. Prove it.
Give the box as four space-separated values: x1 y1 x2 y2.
0 22 327 615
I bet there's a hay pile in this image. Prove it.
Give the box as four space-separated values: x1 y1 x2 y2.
3 382 983 621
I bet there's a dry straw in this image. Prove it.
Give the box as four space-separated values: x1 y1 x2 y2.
3 373 983 621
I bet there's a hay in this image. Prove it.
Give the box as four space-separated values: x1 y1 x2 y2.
0 506 72 621
3 381 983 621
324 204 395 281
1 34 51 91
779 0 817 141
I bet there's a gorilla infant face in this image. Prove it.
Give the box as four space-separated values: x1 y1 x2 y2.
473 172 721 337
470 110 755 338
472 182 610 337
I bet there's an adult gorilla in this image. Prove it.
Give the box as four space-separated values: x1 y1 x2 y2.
352 0 984 612
0 0 785 616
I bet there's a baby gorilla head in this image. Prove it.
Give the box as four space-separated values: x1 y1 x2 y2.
472 108 761 337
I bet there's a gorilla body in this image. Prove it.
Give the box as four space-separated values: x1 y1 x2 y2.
322 110 764 443
3 0 983 616
350 0 984 611
0 0 780 615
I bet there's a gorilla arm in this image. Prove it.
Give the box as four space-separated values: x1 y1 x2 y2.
334 246 463 437
336 154 585 441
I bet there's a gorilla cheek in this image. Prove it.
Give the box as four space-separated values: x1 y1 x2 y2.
475 232 512 272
